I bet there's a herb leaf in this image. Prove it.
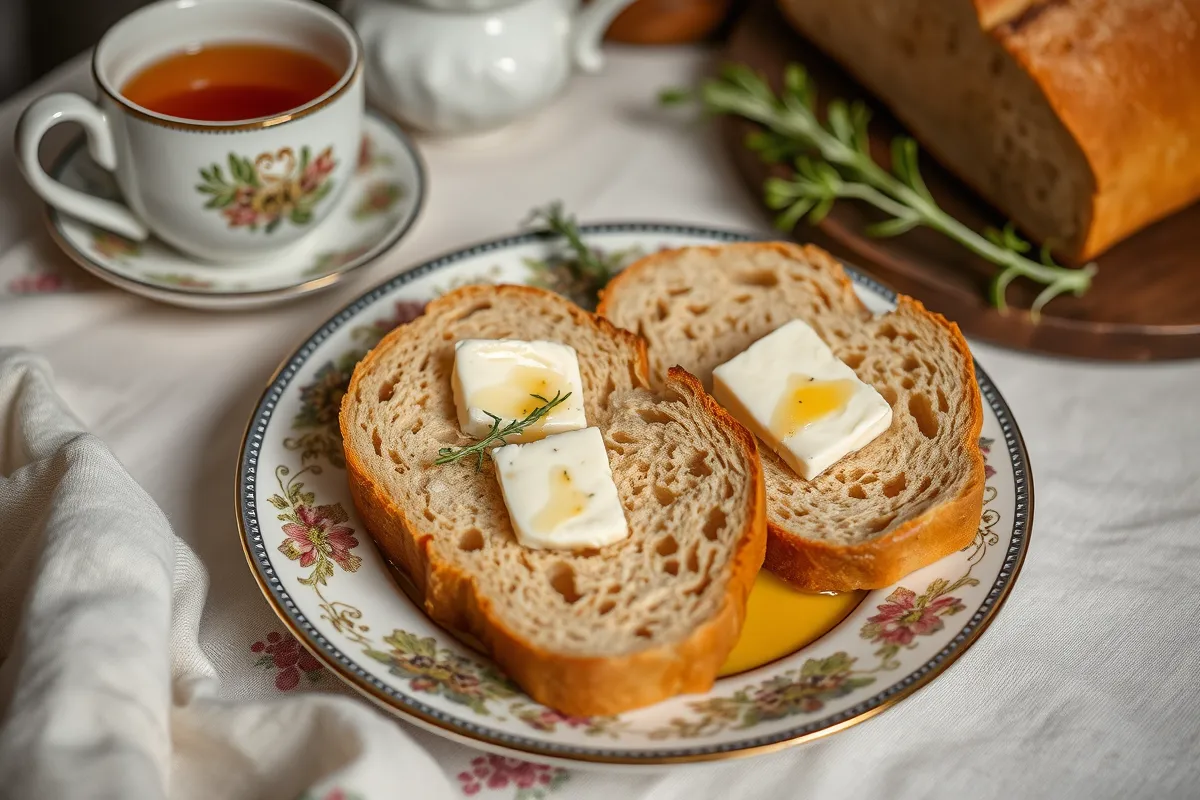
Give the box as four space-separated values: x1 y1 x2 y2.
524 202 611 286
435 391 571 471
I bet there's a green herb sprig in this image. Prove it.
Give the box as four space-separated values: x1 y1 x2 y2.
662 64 1096 315
525 202 612 287
435 391 571 471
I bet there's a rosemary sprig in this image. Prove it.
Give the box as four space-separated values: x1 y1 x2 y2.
662 64 1096 316
435 391 571 471
525 202 612 286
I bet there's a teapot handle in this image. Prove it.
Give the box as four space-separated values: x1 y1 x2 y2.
572 0 638 73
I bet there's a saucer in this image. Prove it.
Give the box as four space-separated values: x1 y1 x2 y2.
45 110 426 311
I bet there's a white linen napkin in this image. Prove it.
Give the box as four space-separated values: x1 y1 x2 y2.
0 348 457 800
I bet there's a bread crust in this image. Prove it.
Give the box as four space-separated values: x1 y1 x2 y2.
600 241 987 593
341 286 767 716
777 0 1200 261
599 241 862 328
988 0 1200 260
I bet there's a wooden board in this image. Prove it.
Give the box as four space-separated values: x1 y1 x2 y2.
720 0 1200 360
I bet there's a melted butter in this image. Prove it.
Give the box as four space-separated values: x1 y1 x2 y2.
470 365 564 430
532 466 590 533
769 375 857 439
719 572 865 676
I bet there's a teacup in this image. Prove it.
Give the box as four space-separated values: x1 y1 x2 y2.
16 0 364 263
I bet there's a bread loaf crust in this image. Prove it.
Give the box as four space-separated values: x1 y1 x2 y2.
989 0 1200 259
341 285 767 716
777 0 1200 260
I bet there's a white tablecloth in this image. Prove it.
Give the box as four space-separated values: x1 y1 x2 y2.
1 45 1198 799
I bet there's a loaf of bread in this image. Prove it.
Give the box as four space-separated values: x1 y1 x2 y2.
599 242 986 591
340 285 766 715
777 0 1200 261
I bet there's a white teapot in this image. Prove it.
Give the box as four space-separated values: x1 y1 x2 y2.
343 0 639 136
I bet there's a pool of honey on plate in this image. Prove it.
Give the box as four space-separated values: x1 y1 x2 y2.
719 572 865 676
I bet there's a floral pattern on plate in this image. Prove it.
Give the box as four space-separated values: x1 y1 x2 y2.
366 631 517 715
284 300 426 467
270 465 363 586
238 225 1031 764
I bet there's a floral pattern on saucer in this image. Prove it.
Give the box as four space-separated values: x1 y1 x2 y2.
91 228 141 262
304 246 373 278
46 111 424 309
239 225 1032 764
353 181 405 220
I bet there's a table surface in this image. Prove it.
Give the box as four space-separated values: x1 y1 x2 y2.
2 46 1198 799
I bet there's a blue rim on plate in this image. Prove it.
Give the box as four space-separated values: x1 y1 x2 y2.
43 109 427 303
235 223 1033 764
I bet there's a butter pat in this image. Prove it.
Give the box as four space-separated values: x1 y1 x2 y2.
452 339 586 443
492 427 629 550
712 319 892 480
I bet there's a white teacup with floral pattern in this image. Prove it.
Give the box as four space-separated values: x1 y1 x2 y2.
16 0 364 263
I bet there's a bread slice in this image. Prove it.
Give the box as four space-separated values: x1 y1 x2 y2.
598 242 985 592
340 285 766 716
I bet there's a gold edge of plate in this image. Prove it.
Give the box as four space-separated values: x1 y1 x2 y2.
232 275 1036 768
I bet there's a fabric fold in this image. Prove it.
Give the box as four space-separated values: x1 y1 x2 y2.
0 349 455 800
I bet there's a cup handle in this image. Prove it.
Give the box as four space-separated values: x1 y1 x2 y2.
16 93 150 241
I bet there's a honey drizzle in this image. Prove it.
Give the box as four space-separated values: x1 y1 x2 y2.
769 375 856 439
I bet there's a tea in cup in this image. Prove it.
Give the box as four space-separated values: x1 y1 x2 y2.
16 0 364 263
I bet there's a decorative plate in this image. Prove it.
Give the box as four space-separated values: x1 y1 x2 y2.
45 110 425 311
237 224 1032 767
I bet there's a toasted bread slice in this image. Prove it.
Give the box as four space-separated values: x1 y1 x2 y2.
598 242 985 592
340 285 766 715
